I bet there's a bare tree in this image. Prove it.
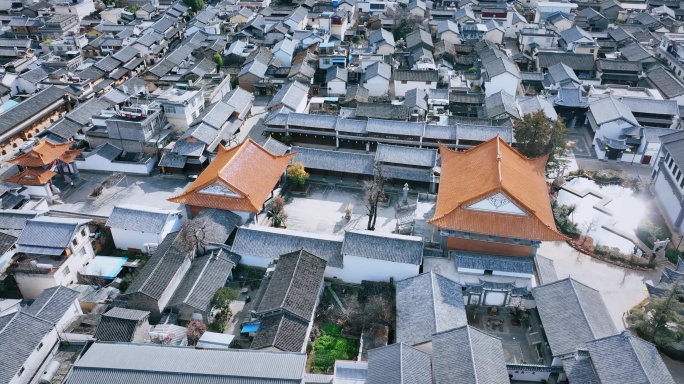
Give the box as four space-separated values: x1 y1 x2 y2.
179 215 211 255
581 218 599 245
363 164 388 231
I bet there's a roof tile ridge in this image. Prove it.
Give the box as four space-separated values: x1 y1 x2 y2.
466 326 479 382
570 279 602 340
430 272 439 332
625 335 654 384
181 252 213 305
281 250 303 311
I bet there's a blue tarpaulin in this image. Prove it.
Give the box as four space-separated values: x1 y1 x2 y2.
241 323 260 333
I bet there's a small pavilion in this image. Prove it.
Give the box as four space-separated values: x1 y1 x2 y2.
5 139 82 197
168 138 295 223
429 136 566 279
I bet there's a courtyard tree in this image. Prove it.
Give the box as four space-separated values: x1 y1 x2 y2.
186 319 207 346
635 284 684 347
581 218 599 245
213 53 223 72
183 0 204 12
287 162 309 189
267 196 288 228
388 8 421 42
212 287 239 310
363 164 387 231
179 215 211 255
513 110 569 175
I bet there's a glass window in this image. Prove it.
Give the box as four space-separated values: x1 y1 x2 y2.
62 266 71 276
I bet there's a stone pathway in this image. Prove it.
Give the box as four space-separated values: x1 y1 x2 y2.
326 286 347 314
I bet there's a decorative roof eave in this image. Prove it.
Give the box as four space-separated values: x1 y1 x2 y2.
4 168 57 186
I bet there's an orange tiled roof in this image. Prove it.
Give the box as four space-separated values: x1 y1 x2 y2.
428 136 566 241
169 138 295 213
4 168 56 186
59 148 84 163
7 140 77 167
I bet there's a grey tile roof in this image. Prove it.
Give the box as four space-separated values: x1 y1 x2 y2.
537 52 596 71
620 96 678 116
589 96 638 126
396 272 467 346
366 119 424 136
167 249 237 312
547 62 581 85
107 204 178 233
562 355 600 384
95 56 122 73
342 231 423 265
597 59 642 72
364 61 392 80
123 232 193 300
644 66 684 98
325 66 347 83
376 144 436 168
535 255 558 285
172 139 206 156
432 325 509 383
485 90 520 120
586 331 675 384
0 210 41 230
66 97 113 126
0 87 66 138
17 217 85 251
262 137 290 156
405 29 433 50
367 343 431 384
393 70 439 82
482 57 520 79
251 311 310 351
94 307 149 342
47 118 83 141
454 251 533 274
532 278 618 356
231 226 344 268
304 373 334 383
193 209 241 246
404 88 429 112
256 250 326 319
87 143 122 161
560 26 594 43
25 285 79 323
661 131 684 168
619 43 653 62
268 81 309 111
424 124 457 140
368 28 395 47
292 146 375 175
69 342 308 384
0 231 16 255
159 152 187 168
355 102 408 120
0 312 54 384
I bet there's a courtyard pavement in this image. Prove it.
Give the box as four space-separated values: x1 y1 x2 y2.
277 183 440 242
53 171 190 218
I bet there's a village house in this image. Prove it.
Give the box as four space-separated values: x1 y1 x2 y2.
106 204 183 253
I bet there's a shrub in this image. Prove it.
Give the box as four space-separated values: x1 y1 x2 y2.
280 135 293 144
287 162 309 188
552 203 581 237
186 320 207 346
211 287 238 310
666 249 683 265
321 323 342 337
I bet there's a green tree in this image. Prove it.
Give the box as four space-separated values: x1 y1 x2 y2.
287 162 309 188
183 0 204 12
635 284 684 347
211 287 238 310
513 111 569 175
213 53 223 72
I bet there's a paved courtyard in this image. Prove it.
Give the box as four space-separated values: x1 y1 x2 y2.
276 183 440 242
54 171 190 217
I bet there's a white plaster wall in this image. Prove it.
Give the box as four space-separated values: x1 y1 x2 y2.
332 255 419 283
485 73 519 97
364 77 390 97
508 368 551 382
111 228 164 252
8 328 58 384
493 271 533 278
328 79 347 96
73 155 154 174
654 171 683 233
394 80 437 98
